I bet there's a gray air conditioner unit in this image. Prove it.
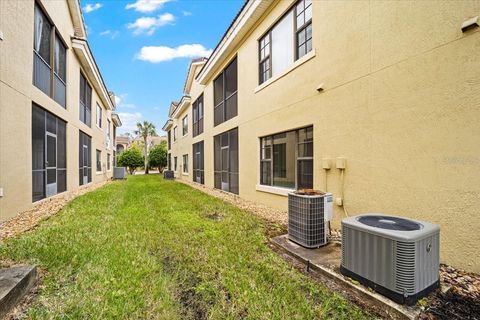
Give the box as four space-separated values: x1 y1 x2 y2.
340 214 440 305
288 191 333 248
163 170 174 180
113 167 126 180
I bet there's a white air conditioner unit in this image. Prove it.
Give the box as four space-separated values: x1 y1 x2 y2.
288 192 333 248
341 214 440 305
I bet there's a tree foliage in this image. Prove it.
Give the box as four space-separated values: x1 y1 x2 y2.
135 121 157 174
148 140 168 172
117 147 144 174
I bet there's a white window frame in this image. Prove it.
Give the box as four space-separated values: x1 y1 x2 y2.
96 103 102 128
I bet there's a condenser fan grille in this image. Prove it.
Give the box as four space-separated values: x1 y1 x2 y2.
357 215 422 231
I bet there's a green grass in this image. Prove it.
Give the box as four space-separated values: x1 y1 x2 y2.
0 175 368 319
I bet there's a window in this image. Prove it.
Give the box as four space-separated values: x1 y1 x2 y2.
213 58 237 126
107 119 111 137
174 156 177 171
167 153 171 170
107 153 111 171
193 141 204 184
32 104 67 202
192 94 204 137
79 73 92 126
214 128 239 194
79 131 92 185
96 104 102 128
96 150 102 172
167 130 171 150
173 126 177 141
182 115 188 136
33 3 67 107
260 126 313 189
258 0 312 84
182 154 188 173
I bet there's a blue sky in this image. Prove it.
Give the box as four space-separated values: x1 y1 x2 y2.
80 0 243 135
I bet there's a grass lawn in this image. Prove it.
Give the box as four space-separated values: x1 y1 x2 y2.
0 175 368 319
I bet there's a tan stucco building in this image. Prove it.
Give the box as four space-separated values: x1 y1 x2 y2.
164 0 480 272
0 0 121 221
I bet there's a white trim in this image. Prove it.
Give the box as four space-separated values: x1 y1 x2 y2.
96 171 103 175
255 49 316 93
182 172 189 176
256 184 293 197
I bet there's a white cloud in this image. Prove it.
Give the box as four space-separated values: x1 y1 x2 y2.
127 13 175 36
125 0 171 13
100 30 120 39
114 95 122 105
117 112 143 133
114 94 136 109
182 10 192 16
83 3 102 13
136 44 212 63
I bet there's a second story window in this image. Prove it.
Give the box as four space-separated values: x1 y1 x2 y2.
258 0 312 84
213 57 237 126
79 73 92 127
107 119 111 137
167 130 171 150
96 104 102 128
173 126 177 141
33 3 67 107
192 94 204 137
182 115 188 136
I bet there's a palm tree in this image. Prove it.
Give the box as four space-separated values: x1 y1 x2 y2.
135 121 157 174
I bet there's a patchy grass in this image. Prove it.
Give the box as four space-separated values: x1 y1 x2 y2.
0 175 369 319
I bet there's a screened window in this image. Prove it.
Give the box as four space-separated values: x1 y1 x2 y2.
259 0 312 84
260 126 313 189
167 153 172 170
173 127 177 141
182 115 188 136
33 4 67 107
107 119 111 137
32 104 67 202
174 156 177 171
79 73 92 126
107 154 111 171
214 58 237 126
192 94 204 137
167 130 171 150
214 128 239 194
182 154 188 173
79 131 92 185
96 104 102 127
193 141 204 184
96 150 102 172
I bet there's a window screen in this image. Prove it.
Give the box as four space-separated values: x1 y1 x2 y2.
79 131 92 185
213 58 237 126
193 141 204 184
214 128 239 194
32 104 67 201
96 150 102 172
192 94 204 137
80 73 92 126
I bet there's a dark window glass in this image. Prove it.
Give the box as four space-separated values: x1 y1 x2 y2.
193 141 204 184
259 126 313 189
80 73 92 126
213 58 238 126
96 150 102 172
167 130 171 149
33 4 66 108
107 154 111 171
79 131 92 185
213 128 239 194
174 156 177 171
32 104 67 201
183 154 188 173
182 115 188 136
192 94 204 137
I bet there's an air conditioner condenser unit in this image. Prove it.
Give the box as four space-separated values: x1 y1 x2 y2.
288 191 333 248
340 214 440 305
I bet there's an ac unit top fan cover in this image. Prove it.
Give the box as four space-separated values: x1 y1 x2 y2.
343 214 439 242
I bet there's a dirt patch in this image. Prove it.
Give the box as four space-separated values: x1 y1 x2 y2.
204 212 224 222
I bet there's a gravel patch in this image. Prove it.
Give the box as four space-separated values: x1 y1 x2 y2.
0 181 109 241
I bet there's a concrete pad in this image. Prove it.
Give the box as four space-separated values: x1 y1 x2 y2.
271 234 421 320
0 265 37 319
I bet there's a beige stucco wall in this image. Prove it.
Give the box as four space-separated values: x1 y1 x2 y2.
167 0 480 272
0 0 115 221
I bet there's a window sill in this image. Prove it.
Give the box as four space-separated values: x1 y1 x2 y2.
96 171 103 176
254 49 316 93
96 124 102 130
255 184 294 197
182 172 189 176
